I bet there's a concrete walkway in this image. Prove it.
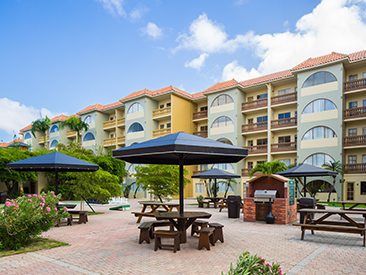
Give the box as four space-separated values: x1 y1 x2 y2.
0 199 365 275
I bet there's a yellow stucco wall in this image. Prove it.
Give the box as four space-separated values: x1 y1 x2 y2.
343 174 366 201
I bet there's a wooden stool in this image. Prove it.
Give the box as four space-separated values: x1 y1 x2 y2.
191 220 208 236
154 230 181 253
138 222 153 244
150 221 175 239
198 227 215 250
209 222 224 243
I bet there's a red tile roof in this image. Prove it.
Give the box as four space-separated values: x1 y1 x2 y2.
120 88 153 102
240 70 293 87
153 85 193 99
192 92 205 99
291 52 347 71
19 124 32 132
103 101 124 110
203 79 239 94
0 139 23 147
77 104 104 115
348 50 366 62
51 114 69 122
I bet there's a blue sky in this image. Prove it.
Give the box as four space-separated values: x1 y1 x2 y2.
1 0 366 143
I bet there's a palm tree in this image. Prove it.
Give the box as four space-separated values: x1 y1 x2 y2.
322 160 347 202
31 116 52 147
249 160 288 177
223 178 236 198
59 116 89 145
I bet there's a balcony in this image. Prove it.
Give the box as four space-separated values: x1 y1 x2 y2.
344 78 366 92
103 120 116 130
153 128 171 138
38 136 49 144
117 136 125 145
193 110 208 121
67 130 78 138
271 117 297 129
344 135 366 147
271 142 297 153
344 164 366 174
117 118 125 127
242 122 267 133
153 107 171 119
242 98 267 112
193 130 208 138
103 138 116 147
271 92 297 106
243 145 268 155
344 107 366 120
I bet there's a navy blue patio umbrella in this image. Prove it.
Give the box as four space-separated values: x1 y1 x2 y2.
7 152 99 195
113 132 248 214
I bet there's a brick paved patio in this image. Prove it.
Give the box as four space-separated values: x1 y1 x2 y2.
0 199 365 275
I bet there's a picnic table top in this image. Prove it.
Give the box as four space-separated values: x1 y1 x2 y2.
154 211 212 219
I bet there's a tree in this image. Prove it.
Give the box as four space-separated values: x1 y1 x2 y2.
134 164 190 203
322 160 347 202
223 178 237 198
249 160 288 177
59 116 89 145
31 116 52 146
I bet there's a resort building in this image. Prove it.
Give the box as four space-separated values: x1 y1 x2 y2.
18 50 366 202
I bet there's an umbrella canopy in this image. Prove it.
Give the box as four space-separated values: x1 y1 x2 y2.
192 168 241 198
7 152 99 194
276 164 338 197
113 132 248 214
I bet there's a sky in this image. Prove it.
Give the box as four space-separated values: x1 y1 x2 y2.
1 0 366 143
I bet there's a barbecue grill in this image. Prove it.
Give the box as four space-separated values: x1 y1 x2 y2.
254 190 278 203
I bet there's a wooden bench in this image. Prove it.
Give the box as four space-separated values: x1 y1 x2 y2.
209 222 224 243
198 227 215 250
293 223 366 247
316 203 326 210
150 221 174 239
67 210 88 225
154 230 181 253
191 220 208 236
138 222 154 244
198 201 211 208
132 212 156 223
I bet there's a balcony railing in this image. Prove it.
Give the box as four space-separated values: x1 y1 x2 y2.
344 164 366 174
344 135 366 147
242 98 267 111
271 92 297 105
344 78 366 92
193 130 208 138
117 118 125 126
153 128 171 138
117 136 125 144
243 145 268 154
193 110 208 120
103 120 116 129
103 138 116 147
67 130 78 137
271 117 297 129
271 142 297 152
344 107 366 119
153 107 171 118
242 122 268 133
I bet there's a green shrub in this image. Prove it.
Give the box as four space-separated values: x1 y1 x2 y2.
0 191 69 251
196 195 204 202
223 250 285 275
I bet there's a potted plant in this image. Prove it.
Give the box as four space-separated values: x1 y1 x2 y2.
196 195 204 208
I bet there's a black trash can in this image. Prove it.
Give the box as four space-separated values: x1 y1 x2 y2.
0 192 7 204
298 197 316 223
227 195 241 218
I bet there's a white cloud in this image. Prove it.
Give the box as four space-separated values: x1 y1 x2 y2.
0 98 57 136
97 0 125 17
185 53 209 70
141 22 163 39
129 6 148 20
222 60 261 81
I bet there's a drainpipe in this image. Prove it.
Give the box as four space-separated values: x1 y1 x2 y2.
266 84 271 162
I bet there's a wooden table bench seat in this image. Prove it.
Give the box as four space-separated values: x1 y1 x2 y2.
198 227 215 250
67 210 88 225
154 230 181 253
138 222 154 244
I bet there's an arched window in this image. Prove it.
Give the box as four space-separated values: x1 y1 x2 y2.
211 94 234 107
302 71 337 88
302 99 337 114
302 126 337 140
305 180 336 193
304 153 335 166
24 133 31 139
213 163 234 170
128 164 143 174
128 103 144 114
129 182 143 192
128 123 144 133
84 115 95 124
50 140 58 148
50 125 59 133
83 132 95 141
218 181 234 192
211 116 234 128
217 138 233 145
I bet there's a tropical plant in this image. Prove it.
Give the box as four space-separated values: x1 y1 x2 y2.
196 195 204 202
59 116 89 145
322 160 347 202
249 161 288 177
224 178 237 198
31 116 52 146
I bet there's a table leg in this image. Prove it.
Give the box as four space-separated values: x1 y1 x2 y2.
177 218 187 243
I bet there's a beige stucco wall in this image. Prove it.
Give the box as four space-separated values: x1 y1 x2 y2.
301 82 338 96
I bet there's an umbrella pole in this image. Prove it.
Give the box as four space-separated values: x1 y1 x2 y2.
55 171 59 195
304 176 306 197
179 156 184 215
214 178 217 198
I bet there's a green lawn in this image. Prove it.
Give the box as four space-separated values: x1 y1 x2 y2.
320 202 366 208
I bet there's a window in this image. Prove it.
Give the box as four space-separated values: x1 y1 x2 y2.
50 140 58 148
217 138 232 145
213 163 234 170
218 181 233 192
128 123 144 133
247 140 253 146
348 129 357 136
247 97 253 102
302 126 336 140
196 183 205 193
307 180 336 193
278 136 290 143
302 99 337 114
279 159 291 166
167 102 171 107
304 153 335 166
363 127 366 135
257 161 266 164
257 138 267 145
211 116 234 128
128 102 143 114
24 133 31 139
350 75 358 89
200 106 207 111
348 155 357 164
200 126 208 131
364 100 366 107
257 93 268 99
110 134 114 138
363 155 366 163
167 123 171 128
247 162 253 169
160 104 164 109
50 125 59 133
83 132 95 141
349 102 357 109
211 94 234 107
160 125 164 129
278 112 290 120
84 115 95 124
247 118 253 124
361 182 366 195
302 71 337 88
257 116 268 127
278 88 291 95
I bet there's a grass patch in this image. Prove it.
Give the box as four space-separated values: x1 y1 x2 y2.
87 211 104 215
319 202 366 208
0 237 68 258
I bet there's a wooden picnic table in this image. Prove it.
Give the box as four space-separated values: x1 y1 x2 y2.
338 201 366 211
132 202 180 223
154 211 211 243
294 208 366 246
205 197 225 208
